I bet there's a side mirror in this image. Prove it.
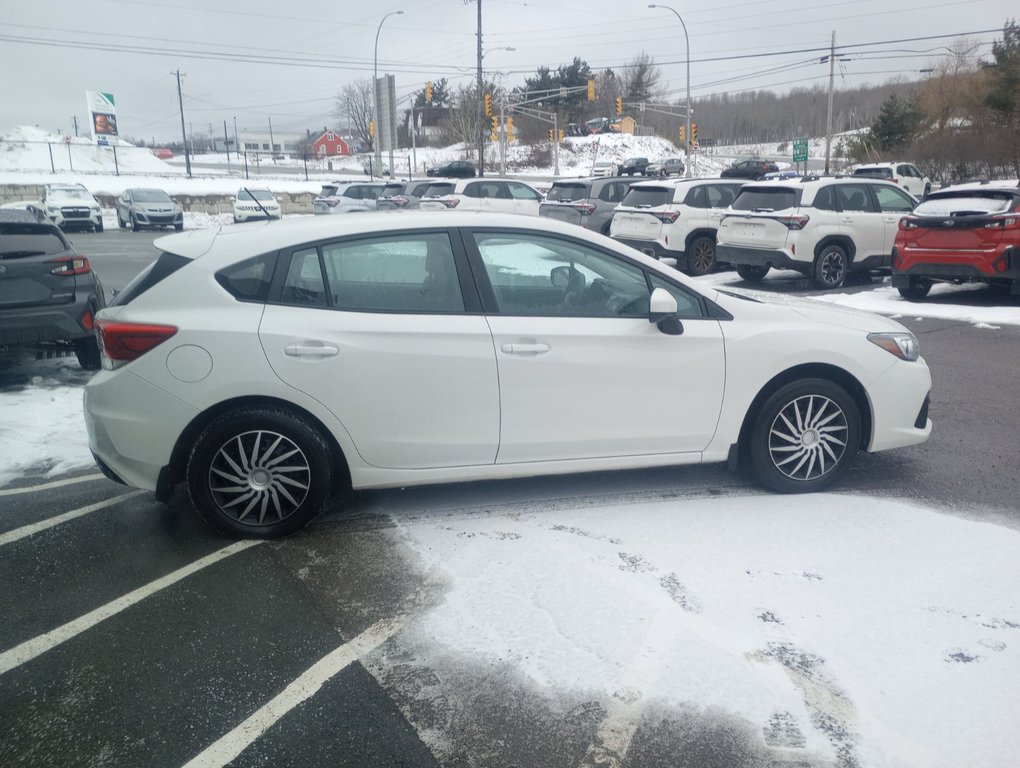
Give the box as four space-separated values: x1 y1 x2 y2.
649 287 683 335
550 265 576 289
659 257 678 268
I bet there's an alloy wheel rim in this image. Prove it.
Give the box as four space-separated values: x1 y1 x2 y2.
820 251 845 285
207 430 311 526
691 241 714 273
768 394 848 481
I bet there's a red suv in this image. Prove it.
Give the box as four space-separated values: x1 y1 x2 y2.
892 184 1020 300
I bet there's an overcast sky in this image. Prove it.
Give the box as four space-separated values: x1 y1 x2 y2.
1 0 1014 143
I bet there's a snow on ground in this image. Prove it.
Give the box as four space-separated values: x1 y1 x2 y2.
395 494 1020 768
0 125 177 175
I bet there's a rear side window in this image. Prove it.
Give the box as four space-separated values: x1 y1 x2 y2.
546 183 589 202
598 182 628 203
111 252 193 307
914 193 1015 216
214 253 278 303
620 187 672 208
732 187 799 212
0 224 69 256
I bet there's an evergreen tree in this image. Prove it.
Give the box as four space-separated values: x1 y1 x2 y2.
870 94 921 151
984 19 1020 174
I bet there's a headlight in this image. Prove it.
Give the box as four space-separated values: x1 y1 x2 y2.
868 332 919 361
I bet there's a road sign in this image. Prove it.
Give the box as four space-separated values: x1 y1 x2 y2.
792 138 809 163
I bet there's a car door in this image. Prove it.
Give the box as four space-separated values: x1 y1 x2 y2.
258 230 500 469
834 183 885 259
871 183 916 255
506 181 543 216
466 229 726 463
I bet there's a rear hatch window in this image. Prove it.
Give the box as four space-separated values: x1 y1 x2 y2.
852 167 893 180
422 183 455 197
914 193 1014 216
381 183 404 197
109 252 191 307
546 183 589 202
619 187 672 208
732 187 800 212
0 224 70 257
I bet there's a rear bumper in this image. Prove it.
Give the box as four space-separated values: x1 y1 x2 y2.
892 246 1019 281
716 244 803 270
0 298 97 346
612 236 685 262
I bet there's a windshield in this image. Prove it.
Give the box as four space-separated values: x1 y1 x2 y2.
732 187 799 212
620 187 671 208
914 193 1014 216
50 188 92 200
852 167 894 179
131 190 172 203
239 189 275 201
546 183 589 202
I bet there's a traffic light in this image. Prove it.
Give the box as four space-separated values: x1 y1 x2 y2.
558 129 565 142
490 115 499 142
615 96 623 116
425 81 433 103
587 79 595 101
506 116 515 142
369 120 375 137
678 125 685 142
691 123 698 144
548 129 554 141
484 93 492 116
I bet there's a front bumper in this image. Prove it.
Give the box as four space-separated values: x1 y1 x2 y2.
864 356 933 452
133 210 183 228
48 209 101 229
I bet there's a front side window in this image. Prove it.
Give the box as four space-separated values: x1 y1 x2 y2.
473 232 650 318
836 184 877 212
319 233 464 313
872 185 915 213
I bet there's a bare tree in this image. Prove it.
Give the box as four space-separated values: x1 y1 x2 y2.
622 52 663 103
336 79 374 151
440 82 489 158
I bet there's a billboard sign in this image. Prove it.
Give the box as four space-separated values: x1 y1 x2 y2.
86 91 118 144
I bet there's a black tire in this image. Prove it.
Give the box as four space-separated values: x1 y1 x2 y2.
897 276 932 301
736 264 769 282
922 184 931 198
131 215 140 233
812 243 849 289
749 378 861 493
601 222 612 236
175 223 184 232
95 220 104 233
74 337 101 371
686 235 717 277
187 407 333 538
117 214 126 229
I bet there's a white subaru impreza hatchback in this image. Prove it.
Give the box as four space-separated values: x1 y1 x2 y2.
84 212 932 538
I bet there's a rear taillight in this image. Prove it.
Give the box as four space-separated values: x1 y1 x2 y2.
984 215 1019 229
778 215 810 230
79 309 94 331
97 320 178 370
573 203 597 215
441 199 460 209
899 218 919 230
48 256 91 276
891 177 899 184
326 199 341 207
652 210 680 223
391 196 409 207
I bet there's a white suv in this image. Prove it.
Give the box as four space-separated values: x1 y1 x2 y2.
851 162 931 199
609 178 745 276
418 178 543 216
37 184 103 232
233 188 282 223
313 181 387 214
716 177 917 289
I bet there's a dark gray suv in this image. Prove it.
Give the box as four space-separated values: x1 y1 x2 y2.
539 177 633 235
0 210 105 369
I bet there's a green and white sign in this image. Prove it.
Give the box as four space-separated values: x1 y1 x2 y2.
792 138 809 163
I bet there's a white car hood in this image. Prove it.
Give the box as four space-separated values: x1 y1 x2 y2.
715 287 908 333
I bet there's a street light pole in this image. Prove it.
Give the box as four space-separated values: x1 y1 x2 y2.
649 4 691 177
374 10 403 180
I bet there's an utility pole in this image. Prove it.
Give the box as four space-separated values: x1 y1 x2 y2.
233 116 239 161
268 116 275 160
824 31 835 175
174 69 192 178
476 0 484 177
71 115 79 137
223 120 231 172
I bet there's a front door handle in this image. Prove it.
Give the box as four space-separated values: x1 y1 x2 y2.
500 342 550 356
284 342 339 358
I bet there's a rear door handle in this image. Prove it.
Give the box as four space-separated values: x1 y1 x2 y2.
500 342 550 356
284 342 339 358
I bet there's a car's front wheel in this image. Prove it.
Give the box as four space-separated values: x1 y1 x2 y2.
95 220 104 233
187 407 333 538
131 215 140 233
736 264 769 282
749 378 860 493
897 276 932 301
686 236 717 276
813 243 849 289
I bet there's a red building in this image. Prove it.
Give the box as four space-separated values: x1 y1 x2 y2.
309 130 351 157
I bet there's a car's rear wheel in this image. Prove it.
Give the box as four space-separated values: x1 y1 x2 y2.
750 378 860 493
686 236 717 276
187 407 333 538
813 243 849 289
736 264 769 282
74 337 101 370
897 276 932 301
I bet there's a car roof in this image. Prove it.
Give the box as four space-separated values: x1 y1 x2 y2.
155 211 618 262
627 177 728 189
